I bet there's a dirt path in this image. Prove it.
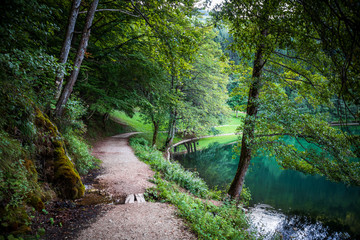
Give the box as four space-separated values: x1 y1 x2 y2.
76 133 196 240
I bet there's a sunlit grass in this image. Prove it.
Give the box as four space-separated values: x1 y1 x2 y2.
223 112 245 125
176 134 239 152
111 111 152 132
215 125 239 134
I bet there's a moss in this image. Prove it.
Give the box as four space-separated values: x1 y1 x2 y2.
35 108 59 137
23 157 37 179
53 147 84 199
34 108 85 200
29 195 44 212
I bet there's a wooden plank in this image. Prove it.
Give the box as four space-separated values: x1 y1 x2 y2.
125 194 135 204
135 193 146 203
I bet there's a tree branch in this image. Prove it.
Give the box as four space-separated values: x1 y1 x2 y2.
268 59 317 88
80 8 140 17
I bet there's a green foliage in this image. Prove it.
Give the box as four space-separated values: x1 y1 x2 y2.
220 0 360 190
57 96 88 133
63 131 100 175
54 96 100 175
145 177 254 240
130 137 210 198
111 111 153 132
0 150 31 210
0 131 36 235
132 134 253 239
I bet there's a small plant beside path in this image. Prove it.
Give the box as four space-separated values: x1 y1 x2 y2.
130 136 254 240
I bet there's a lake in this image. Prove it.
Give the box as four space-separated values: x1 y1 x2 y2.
174 142 360 239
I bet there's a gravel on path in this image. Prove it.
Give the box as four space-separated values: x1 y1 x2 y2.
76 133 196 240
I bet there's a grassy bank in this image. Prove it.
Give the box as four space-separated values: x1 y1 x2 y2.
129 136 254 239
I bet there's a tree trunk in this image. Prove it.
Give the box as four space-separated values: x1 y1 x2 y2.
228 29 267 199
103 113 109 129
184 143 190 153
54 0 99 117
164 110 177 158
55 0 82 100
152 120 159 147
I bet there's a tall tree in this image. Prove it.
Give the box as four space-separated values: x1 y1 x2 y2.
55 0 82 100
129 0 199 154
55 0 99 117
221 0 360 199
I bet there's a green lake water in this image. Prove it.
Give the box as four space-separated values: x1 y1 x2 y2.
174 141 360 238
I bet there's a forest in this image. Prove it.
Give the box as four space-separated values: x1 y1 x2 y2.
0 0 359 239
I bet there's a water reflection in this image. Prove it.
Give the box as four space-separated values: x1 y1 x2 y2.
174 143 360 238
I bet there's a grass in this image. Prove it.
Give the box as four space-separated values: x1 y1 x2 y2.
197 135 239 149
86 113 129 143
111 111 153 132
146 177 254 240
214 125 239 134
176 135 239 152
130 137 212 198
222 112 245 126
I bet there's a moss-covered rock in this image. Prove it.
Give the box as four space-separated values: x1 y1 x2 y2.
34 108 85 199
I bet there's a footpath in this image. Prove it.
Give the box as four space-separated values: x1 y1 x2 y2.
76 133 195 240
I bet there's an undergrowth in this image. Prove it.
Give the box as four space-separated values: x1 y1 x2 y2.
129 136 254 239
146 176 255 240
63 131 100 175
59 97 101 175
130 137 213 198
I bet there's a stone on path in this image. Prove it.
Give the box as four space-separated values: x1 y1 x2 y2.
125 194 135 203
135 193 146 203
125 193 146 203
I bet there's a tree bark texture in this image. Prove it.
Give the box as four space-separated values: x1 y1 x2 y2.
228 29 267 199
55 0 82 100
152 120 159 147
164 111 177 159
55 0 99 117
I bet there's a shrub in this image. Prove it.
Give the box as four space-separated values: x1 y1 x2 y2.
130 137 210 198
0 131 37 235
145 177 254 240
63 131 100 175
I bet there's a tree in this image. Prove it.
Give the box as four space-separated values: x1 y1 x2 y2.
55 0 82 100
221 0 360 199
129 0 199 153
296 0 360 157
55 0 99 117
176 27 230 136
